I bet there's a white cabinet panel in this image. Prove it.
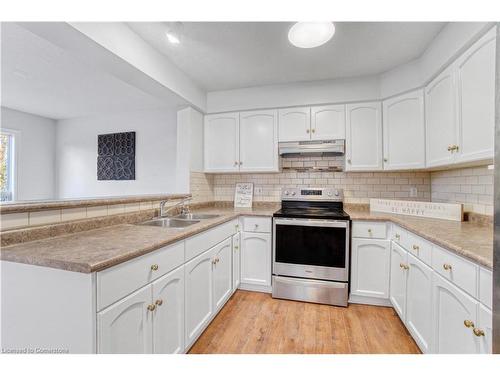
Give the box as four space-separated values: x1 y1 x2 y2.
204 113 240 172
350 239 390 299
98 285 153 354
406 254 433 353
241 232 271 286
184 248 215 347
239 110 278 172
278 107 311 141
213 238 233 312
232 233 241 292
478 304 492 354
383 90 425 170
479 267 492 309
390 242 408 321
425 65 457 167
345 102 383 171
311 104 345 140
432 274 479 353
455 28 496 163
152 266 185 354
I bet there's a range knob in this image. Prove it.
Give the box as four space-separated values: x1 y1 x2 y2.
334 190 340 196
327 191 333 197
284 190 289 196
291 191 296 196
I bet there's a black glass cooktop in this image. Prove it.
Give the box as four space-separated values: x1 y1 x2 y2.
273 201 350 220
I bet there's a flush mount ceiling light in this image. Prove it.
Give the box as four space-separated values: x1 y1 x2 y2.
288 22 335 48
166 31 180 45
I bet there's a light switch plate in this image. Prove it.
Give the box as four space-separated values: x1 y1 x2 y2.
409 186 418 198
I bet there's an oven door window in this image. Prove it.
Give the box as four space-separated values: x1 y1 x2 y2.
275 223 346 268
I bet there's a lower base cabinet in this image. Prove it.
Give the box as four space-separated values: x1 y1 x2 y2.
478 304 493 354
213 238 233 311
389 242 407 321
232 233 241 291
241 232 271 287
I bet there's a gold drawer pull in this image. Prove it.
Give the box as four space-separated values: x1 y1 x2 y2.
367 229 372 234
464 320 474 328
473 328 485 337
155 299 163 306
306 129 310 134
311 128 316 133
395 234 400 240
234 245 239 250
443 264 452 271
399 263 409 270
412 245 419 251
447 145 453 152
151 264 159 271
147 304 156 311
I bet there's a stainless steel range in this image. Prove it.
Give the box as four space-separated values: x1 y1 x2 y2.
272 187 350 306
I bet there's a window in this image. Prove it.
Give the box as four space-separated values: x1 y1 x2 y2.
0 130 15 202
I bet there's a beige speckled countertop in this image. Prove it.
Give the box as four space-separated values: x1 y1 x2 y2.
0 205 279 273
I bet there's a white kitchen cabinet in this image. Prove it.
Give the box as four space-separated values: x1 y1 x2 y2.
406 253 433 353
232 232 241 292
98 285 153 354
345 102 383 171
278 107 311 142
152 266 184 354
383 90 425 170
477 304 492 354
239 109 279 172
241 232 272 287
350 238 390 300
455 28 496 164
184 248 215 348
310 104 345 140
389 242 408 321
432 273 479 354
204 112 240 172
212 238 233 312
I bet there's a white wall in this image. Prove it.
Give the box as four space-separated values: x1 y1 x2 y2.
56 108 180 199
0 107 56 201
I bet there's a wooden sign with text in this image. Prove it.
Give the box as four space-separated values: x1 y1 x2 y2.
370 199 463 222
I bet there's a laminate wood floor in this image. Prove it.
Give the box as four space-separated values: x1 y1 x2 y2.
189 290 421 354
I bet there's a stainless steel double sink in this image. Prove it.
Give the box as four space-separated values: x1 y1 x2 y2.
138 213 220 229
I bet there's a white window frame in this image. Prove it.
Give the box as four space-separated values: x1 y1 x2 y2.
0 128 19 202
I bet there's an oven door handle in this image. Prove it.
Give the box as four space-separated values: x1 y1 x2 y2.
273 218 348 228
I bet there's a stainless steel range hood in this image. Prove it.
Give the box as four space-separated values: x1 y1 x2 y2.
279 139 345 157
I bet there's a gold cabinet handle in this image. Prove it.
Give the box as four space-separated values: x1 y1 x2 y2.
412 245 419 251
404 264 409 270
383 158 388 162
306 129 310 134
151 264 159 271
311 128 316 133
147 304 156 311
443 263 452 271
234 245 239 250
367 229 372 234
395 233 400 240
234 161 238 166
239 161 243 165
347 159 351 164
216 257 220 263
473 328 485 337
464 320 474 328
155 299 163 306
453 145 459 152
447 145 453 152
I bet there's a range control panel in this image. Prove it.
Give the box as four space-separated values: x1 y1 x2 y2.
281 187 343 201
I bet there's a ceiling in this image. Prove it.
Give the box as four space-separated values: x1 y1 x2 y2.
128 22 446 92
1 23 187 120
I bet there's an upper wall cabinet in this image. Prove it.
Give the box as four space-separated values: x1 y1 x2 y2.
311 105 346 140
278 107 311 142
383 89 425 170
204 113 240 173
239 110 279 172
455 28 496 164
345 102 383 171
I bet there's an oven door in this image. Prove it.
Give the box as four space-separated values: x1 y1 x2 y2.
273 218 349 282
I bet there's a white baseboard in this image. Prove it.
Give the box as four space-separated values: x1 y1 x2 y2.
238 283 272 293
349 294 392 307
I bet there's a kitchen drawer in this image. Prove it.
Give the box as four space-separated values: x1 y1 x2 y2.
97 241 185 311
352 221 387 239
431 245 478 297
391 225 408 248
185 219 237 261
479 267 492 309
406 231 432 266
242 216 272 233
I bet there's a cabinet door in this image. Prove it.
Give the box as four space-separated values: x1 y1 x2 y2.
455 28 496 163
152 266 185 354
383 90 425 170
278 107 311 142
241 232 271 286
213 238 233 312
390 242 408 321
345 102 383 171
184 248 215 347
477 304 492 354
311 104 345 140
406 253 433 353
425 65 457 167
232 233 241 292
350 239 390 299
239 110 278 172
204 113 240 172
97 284 153 354
432 274 479 353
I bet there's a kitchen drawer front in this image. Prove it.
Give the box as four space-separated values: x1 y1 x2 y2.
242 216 272 233
479 267 492 309
185 219 238 261
97 241 185 311
431 245 478 297
352 221 387 239
406 231 432 266
391 225 409 248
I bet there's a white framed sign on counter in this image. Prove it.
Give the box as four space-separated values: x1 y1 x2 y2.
234 183 254 208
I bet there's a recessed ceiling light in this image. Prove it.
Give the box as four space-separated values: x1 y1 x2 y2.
166 32 180 45
288 22 335 48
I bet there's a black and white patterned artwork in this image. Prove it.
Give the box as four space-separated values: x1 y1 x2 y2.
97 132 136 180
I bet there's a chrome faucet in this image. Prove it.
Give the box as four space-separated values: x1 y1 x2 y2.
159 197 192 218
